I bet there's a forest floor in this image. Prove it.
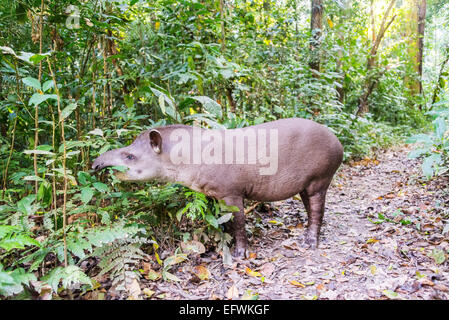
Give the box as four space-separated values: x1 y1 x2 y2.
102 145 449 300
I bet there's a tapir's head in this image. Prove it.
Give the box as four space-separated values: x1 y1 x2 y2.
92 129 163 182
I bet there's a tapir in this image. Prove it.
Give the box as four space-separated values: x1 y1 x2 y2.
92 118 343 257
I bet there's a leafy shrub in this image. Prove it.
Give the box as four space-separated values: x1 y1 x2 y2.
407 106 449 178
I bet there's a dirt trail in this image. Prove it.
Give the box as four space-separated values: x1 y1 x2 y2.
147 146 449 300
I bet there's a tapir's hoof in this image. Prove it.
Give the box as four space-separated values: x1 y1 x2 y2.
304 234 319 250
232 246 249 259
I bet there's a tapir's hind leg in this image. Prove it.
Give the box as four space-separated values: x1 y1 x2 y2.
222 196 248 258
299 190 310 215
300 189 327 249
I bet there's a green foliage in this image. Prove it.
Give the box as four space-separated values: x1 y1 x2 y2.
0 264 36 298
93 236 151 295
0 225 40 251
42 265 92 294
176 190 239 230
318 112 402 160
161 248 188 282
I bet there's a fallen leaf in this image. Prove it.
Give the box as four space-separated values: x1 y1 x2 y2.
382 290 401 300
281 238 299 250
289 280 305 288
241 289 259 300
370 265 377 275
210 293 221 300
434 284 449 292
193 265 211 281
180 240 206 255
428 248 446 265
259 263 275 277
245 267 262 278
163 271 182 282
316 283 325 291
143 288 155 298
164 253 187 266
144 268 162 281
418 278 435 286
126 279 142 300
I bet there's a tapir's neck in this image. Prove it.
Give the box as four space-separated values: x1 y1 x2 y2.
158 161 201 192
155 127 209 192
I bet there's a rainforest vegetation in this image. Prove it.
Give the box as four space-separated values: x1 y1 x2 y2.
0 0 448 300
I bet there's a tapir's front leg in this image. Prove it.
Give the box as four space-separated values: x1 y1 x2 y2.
222 196 248 258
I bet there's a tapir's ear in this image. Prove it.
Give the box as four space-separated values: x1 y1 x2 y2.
149 129 162 154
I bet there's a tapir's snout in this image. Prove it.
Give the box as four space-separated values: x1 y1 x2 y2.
92 151 114 172
92 157 106 172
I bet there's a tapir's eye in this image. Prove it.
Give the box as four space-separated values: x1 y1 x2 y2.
126 154 136 161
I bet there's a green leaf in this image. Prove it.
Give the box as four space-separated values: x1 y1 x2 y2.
99 210 110 224
23 149 55 156
42 266 92 293
163 271 182 282
29 53 50 64
93 182 109 193
434 117 447 140
382 290 400 299
406 134 432 145
205 214 218 228
0 226 19 238
0 266 36 297
88 128 104 136
109 166 128 172
29 93 57 106
150 87 179 120
80 187 94 204
42 80 54 92
22 77 41 91
42 267 64 292
191 96 222 118
68 238 92 259
407 148 427 159
77 171 92 186
0 235 40 251
60 103 77 121
428 248 446 265
158 94 166 114
124 94 134 108
217 213 233 225
422 153 442 178
17 195 36 216
176 207 186 221
218 200 240 213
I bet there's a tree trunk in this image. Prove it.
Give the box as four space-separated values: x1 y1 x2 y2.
431 46 449 107
336 1 349 104
357 0 396 116
310 0 323 76
417 0 427 94
403 0 426 97
226 85 236 114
